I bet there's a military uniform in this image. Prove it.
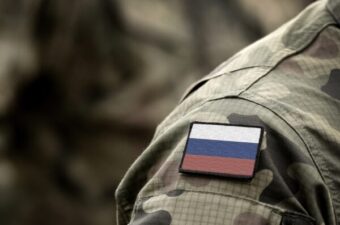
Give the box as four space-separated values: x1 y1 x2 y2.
115 0 340 224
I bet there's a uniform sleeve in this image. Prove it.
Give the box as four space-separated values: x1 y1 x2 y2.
115 97 322 225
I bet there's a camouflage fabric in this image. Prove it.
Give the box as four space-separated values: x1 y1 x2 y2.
115 0 340 224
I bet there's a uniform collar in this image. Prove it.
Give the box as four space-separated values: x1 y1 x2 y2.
327 0 340 24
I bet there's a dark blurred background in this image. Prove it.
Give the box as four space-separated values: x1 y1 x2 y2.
0 0 313 224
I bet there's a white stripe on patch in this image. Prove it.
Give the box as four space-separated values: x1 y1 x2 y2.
190 123 261 143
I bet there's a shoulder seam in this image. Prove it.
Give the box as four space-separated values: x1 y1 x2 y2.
237 24 335 96
138 188 284 215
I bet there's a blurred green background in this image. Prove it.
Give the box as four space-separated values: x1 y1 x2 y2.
0 0 312 224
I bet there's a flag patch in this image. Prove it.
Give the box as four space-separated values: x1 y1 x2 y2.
179 122 263 179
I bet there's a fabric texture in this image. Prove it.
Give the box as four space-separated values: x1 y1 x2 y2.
115 0 340 224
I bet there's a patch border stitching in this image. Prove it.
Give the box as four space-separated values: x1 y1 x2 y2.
179 121 264 180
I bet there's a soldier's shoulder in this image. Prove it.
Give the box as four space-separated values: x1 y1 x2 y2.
180 0 335 105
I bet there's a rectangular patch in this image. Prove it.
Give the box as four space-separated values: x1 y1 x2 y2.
179 122 263 179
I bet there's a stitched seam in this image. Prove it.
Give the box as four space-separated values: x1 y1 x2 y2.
137 189 316 223
179 65 272 103
238 27 335 98
171 27 337 141
181 18 335 104
139 188 284 215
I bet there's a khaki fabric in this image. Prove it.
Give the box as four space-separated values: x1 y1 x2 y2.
115 0 340 224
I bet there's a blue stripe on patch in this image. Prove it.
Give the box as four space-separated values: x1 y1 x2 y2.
186 138 258 159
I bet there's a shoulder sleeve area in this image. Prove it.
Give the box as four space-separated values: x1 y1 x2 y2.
115 97 327 225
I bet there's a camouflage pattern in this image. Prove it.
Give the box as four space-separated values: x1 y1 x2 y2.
115 0 340 224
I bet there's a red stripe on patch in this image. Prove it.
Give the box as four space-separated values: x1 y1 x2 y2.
181 154 255 176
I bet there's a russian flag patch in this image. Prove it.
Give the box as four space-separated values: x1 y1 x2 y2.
179 122 263 179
